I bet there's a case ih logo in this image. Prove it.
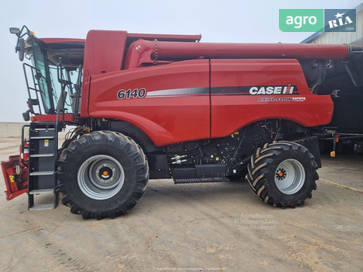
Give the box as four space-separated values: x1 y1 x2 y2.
249 85 297 95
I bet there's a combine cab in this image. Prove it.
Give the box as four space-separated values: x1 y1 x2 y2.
2 25 363 218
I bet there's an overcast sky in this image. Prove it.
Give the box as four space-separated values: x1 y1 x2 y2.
0 0 361 122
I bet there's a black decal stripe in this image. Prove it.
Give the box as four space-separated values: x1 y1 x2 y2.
147 87 209 98
212 86 251 94
145 85 299 98
212 92 300 96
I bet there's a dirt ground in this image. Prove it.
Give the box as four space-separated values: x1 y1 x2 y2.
0 137 362 272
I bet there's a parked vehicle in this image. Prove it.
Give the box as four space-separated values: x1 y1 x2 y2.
2 26 363 218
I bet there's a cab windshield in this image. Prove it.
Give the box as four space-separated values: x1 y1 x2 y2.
28 38 84 114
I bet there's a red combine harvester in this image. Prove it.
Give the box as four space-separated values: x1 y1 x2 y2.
2 25 363 219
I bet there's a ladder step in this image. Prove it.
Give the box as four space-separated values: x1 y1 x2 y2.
30 136 55 140
30 171 55 176
30 153 55 158
28 123 59 211
29 189 54 194
29 203 55 211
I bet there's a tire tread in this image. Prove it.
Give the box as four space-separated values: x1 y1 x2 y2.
58 130 149 219
246 141 318 208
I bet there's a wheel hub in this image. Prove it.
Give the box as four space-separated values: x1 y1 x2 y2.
100 168 112 179
275 168 287 180
78 155 125 200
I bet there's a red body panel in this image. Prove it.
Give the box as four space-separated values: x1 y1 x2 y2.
88 58 333 146
89 60 210 145
211 59 334 138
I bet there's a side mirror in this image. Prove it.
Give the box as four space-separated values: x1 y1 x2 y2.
22 110 30 121
9 27 21 36
16 38 25 61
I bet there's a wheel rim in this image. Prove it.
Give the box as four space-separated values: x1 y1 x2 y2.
77 155 125 200
274 159 305 195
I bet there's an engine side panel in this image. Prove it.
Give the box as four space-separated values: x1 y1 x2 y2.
211 59 334 138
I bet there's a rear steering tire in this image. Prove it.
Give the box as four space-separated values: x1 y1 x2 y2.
58 131 149 219
246 141 318 207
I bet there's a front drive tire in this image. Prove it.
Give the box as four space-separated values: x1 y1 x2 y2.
246 141 318 207
58 131 149 219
